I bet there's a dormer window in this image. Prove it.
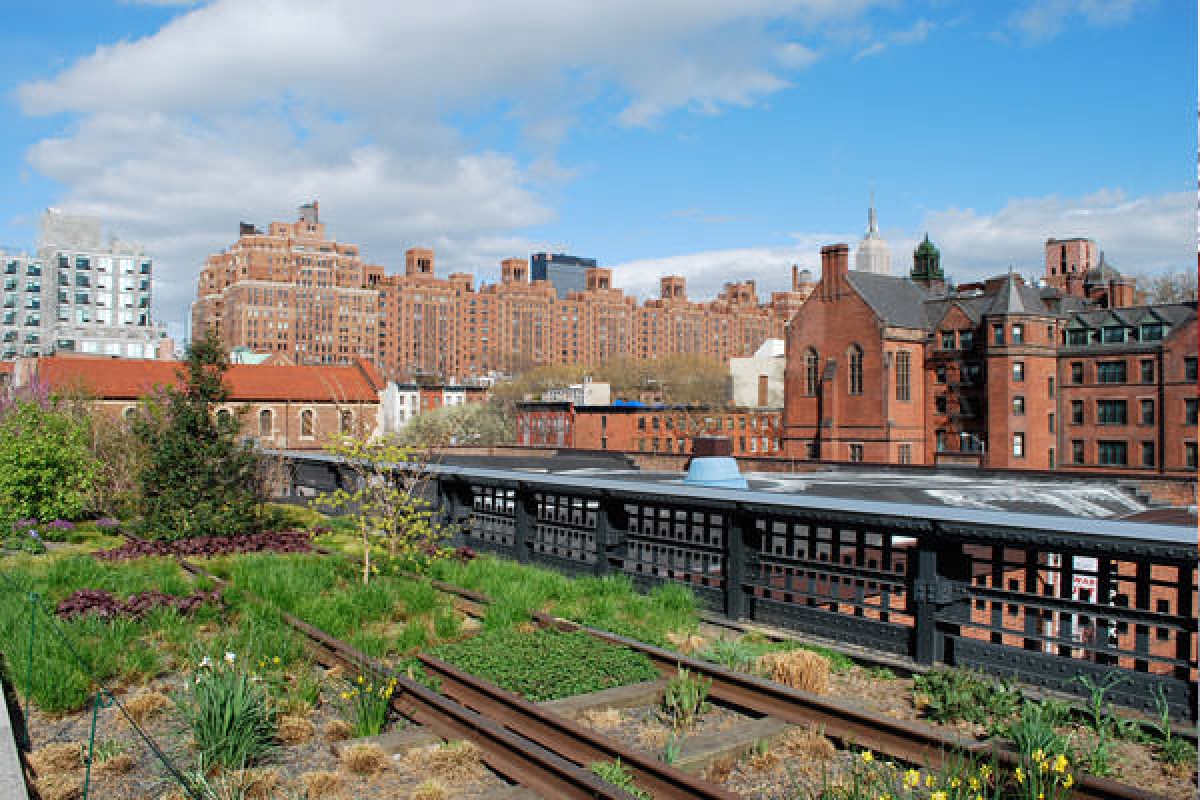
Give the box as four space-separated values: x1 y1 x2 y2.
1140 323 1163 341
1102 326 1126 344
1067 329 1088 346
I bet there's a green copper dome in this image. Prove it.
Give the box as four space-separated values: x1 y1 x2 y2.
911 233 944 281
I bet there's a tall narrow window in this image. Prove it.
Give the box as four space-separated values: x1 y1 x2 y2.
896 351 911 401
258 409 273 437
805 349 820 396
300 409 315 437
340 410 354 434
848 345 863 395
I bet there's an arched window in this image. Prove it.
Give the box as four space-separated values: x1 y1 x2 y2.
805 349 820 396
895 351 911 402
300 409 315 437
340 410 354 434
848 345 863 395
258 409 273 438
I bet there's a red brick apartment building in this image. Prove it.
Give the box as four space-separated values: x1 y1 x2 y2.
784 238 1197 475
9 354 385 450
517 402 784 456
193 204 814 382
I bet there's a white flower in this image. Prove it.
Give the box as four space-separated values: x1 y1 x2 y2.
224 652 236 664
199 656 213 669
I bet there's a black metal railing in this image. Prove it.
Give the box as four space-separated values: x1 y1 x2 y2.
279 452 1198 720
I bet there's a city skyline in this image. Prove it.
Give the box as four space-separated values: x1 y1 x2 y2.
0 1 1194 340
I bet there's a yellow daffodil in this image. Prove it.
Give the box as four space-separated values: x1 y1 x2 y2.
1063 775 1074 789
950 777 961 788
969 776 981 791
1032 748 1044 762
340 692 350 700
903 770 920 789
861 751 874 764
925 774 935 788
1014 767 1025 785
356 675 365 684
1053 754 1068 774
273 656 281 665
931 791 947 800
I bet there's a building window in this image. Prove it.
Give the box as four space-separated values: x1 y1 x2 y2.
1070 362 1083 383
1141 441 1155 467
1012 432 1025 458
992 324 1004 345
651 416 660 430
1140 360 1154 384
848 345 863 395
896 351 911 402
935 395 948 414
340 410 354 434
1186 358 1197 382
1140 323 1163 341
959 330 974 350
848 443 864 463
1012 362 1024 382
1097 400 1127 425
1048 413 1055 433
1097 361 1127 383
805 349 820 396
1072 440 1085 464
898 444 912 464
637 438 645 452
637 416 646 430
1012 396 1025 415
1140 399 1154 425
1102 326 1126 344
1097 441 1128 466
300 409 315 437
1186 442 1197 468
1187 399 1199 426
941 331 955 350
806 441 819 459
1067 329 1088 346
935 366 946 384
1047 376 1055 398
258 409 273 437
1070 400 1083 425
1011 324 1024 344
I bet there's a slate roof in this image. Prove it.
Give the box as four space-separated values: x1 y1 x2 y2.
1067 302 1196 329
844 272 932 329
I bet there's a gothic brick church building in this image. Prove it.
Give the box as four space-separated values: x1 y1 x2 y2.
783 233 1197 475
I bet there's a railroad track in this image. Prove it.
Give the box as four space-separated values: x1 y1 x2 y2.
424 576 1172 800
172 555 737 800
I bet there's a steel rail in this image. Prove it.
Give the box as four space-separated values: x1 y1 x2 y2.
410 570 1169 800
173 557 638 800
418 653 740 800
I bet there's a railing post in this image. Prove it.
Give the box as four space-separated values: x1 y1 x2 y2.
912 531 939 666
724 507 747 621
592 494 621 577
513 482 536 563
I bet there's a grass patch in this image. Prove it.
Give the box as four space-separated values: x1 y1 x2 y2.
428 555 699 645
428 628 659 701
698 632 854 676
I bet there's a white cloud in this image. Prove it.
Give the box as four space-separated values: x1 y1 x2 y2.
853 18 933 60
609 189 1191 300
1009 0 1146 42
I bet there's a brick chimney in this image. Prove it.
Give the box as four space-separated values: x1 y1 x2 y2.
819 244 849 301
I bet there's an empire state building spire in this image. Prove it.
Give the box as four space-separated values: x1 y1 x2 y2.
854 194 892 275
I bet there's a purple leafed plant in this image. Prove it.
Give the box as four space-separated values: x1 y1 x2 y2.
12 518 38 532
46 519 75 532
95 517 121 530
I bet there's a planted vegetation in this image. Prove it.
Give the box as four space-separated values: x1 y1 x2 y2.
54 587 220 620
94 530 312 561
428 628 659 701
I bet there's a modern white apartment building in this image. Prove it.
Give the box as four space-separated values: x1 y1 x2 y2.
1 210 169 360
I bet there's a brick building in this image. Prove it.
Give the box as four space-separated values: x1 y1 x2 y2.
11 354 385 450
783 238 1197 475
517 402 784 456
193 205 815 382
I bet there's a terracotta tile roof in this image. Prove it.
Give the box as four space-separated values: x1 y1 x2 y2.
32 356 382 402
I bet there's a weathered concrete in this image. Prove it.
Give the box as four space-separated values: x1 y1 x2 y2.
334 726 440 757
0 678 30 800
673 716 791 775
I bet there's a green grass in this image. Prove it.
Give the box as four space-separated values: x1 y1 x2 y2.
428 555 700 646
698 632 856 674
428 628 660 701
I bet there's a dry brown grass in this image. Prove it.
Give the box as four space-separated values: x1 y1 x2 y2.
398 741 487 785
411 779 449 800
745 745 778 773
34 774 82 800
339 742 389 775
757 650 830 694
30 742 82 772
580 708 623 731
96 753 136 775
121 690 170 727
704 755 737 784
278 714 316 745
238 767 281 800
665 631 707 654
322 719 353 742
300 770 344 798
515 621 539 634
777 725 836 774
635 724 669 750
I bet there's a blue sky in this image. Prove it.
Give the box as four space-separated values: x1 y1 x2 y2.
0 0 1194 338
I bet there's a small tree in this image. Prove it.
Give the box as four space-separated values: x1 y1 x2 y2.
312 435 449 584
0 399 97 528
133 330 272 540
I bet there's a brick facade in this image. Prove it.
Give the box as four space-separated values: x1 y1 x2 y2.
784 239 1198 476
193 204 815 382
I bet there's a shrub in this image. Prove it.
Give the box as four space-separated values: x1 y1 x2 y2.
914 668 1020 726
0 401 97 530
173 653 276 769
132 330 273 540
428 628 659 701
